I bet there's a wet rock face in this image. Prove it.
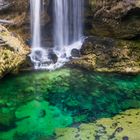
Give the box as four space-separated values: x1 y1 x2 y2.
86 0 140 39
71 49 81 57
70 36 140 73
0 0 29 40
48 50 58 64
0 0 50 41
0 0 11 11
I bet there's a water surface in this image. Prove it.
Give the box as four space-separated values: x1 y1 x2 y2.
0 68 140 140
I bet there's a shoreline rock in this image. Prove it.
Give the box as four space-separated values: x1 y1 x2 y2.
0 25 30 78
69 36 140 73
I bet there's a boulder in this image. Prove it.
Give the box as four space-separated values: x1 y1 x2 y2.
0 25 29 78
48 50 58 64
69 36 140 73
71 49 81 57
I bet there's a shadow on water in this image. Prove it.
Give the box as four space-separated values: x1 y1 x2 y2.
0 67 140 139
44 68 140 122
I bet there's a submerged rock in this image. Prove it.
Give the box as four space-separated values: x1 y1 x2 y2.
0 110 16 131
55 109 140 140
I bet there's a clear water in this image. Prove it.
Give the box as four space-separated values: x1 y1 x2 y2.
0 68 140 140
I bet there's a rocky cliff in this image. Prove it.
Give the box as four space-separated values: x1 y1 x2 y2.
86 0 140 39
0 0 29 40
0 0 50 40
0 0 30 78
70 0 140 73
0 0 139 76
70 36 140 73
0 0 52 78
0 25 29 78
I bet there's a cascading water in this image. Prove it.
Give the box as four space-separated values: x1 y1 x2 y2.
54 0 84 49
52 0 84 69
30 0 48 69
30 0 84 70
30 0 41 51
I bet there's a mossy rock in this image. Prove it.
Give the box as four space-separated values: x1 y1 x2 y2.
55 109 140 140
0 25 29 78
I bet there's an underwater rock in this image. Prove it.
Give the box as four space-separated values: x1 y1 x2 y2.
14 100 72 138
69 36 140 73
0 110 16 131
55 109 140 140
0 68 140 139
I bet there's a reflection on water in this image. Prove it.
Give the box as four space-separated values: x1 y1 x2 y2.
0 68 140 140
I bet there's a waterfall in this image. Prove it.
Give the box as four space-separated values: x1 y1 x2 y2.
30 0 41 50
30 0 84 70
30 0 48 69
53 0 84 64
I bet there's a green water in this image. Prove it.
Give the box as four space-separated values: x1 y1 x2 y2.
0 68 140 140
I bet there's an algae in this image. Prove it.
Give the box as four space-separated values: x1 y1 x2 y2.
0 68 140 139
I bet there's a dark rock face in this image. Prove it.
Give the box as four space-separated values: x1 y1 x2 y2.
0 0 29 40
48 50 58 64
71 49 81 57
70 36 140 73
86 0 140 39
0 0 50 41
0 0 11 11
78 0 140 73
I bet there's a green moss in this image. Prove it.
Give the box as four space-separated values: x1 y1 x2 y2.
55 109 140 140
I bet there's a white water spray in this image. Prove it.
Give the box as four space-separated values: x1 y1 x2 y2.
52 0 84 68
30 0 48 69
30 0 84 70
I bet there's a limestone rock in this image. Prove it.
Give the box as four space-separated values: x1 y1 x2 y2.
86 0 140 39
69 36 140 73
0 0 50 41
0 25 29 78
55 109 140 140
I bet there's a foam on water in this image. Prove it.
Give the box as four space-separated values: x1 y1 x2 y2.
30 0 84 70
